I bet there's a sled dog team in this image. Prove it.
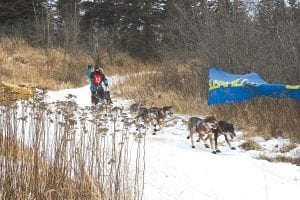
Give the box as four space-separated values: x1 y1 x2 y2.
130 102 236 154
85 65 236 154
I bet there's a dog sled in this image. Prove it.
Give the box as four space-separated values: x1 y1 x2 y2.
92 86 113 109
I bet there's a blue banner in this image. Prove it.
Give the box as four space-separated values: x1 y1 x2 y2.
208 67 300 106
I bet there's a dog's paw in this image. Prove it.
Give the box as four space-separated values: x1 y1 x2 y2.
204 144 210 148
231 147 236 150
192 145 195 148
216 149 221 153
212 151 217 154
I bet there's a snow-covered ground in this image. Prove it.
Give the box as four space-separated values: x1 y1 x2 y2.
45 77 300 200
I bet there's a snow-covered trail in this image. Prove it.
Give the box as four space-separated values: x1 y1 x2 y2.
143 132 300 200
45 77 300 200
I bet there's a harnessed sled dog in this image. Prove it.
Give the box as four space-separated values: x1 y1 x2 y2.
110 106 123 121
186 116 217 152
211 120 236 153
134 105 173 135
186 116 237 154
129 102 144 118
149 106 173 134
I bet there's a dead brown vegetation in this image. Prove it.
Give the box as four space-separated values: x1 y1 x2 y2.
114 61 300 143
0 94 145 200
258 154 300 166
239 140 263 151
0 37 93 90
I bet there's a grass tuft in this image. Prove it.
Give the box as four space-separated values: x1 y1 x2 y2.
258 154 300 166
239 139 262 151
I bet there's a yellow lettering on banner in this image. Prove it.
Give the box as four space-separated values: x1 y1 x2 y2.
286 85 300 90
209 79 249 90
209 80 228 90
232 79 249 87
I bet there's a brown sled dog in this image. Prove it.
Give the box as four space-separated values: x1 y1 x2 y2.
135 106 173 135
186 116 217 151
149 106 173 134
129 102 144 118
134 107 157 133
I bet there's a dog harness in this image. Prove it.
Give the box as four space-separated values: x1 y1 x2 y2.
216 121 225 135
158 110 166 119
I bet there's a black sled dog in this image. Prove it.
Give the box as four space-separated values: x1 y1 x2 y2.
211 120 236 154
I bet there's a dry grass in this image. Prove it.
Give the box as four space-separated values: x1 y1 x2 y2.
114 60 300 143
0 37 93 90
239 139 263 151
0 82 36 105
0 130 82 199
258 154 300 166
113 70 211 116
279 143 298 153
0 36 159 91
104 52 158 75
214 98 300 142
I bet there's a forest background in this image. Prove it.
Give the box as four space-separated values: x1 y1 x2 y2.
0 0 299 140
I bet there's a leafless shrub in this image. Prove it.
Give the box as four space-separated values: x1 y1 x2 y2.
156 0 300 142
0 93 145 199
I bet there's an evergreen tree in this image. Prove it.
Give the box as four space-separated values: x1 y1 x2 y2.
80 0 167 60
0 0 45 39
0 0 43 25
118 0 167 59
80 0 122 62
56 0 81 51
